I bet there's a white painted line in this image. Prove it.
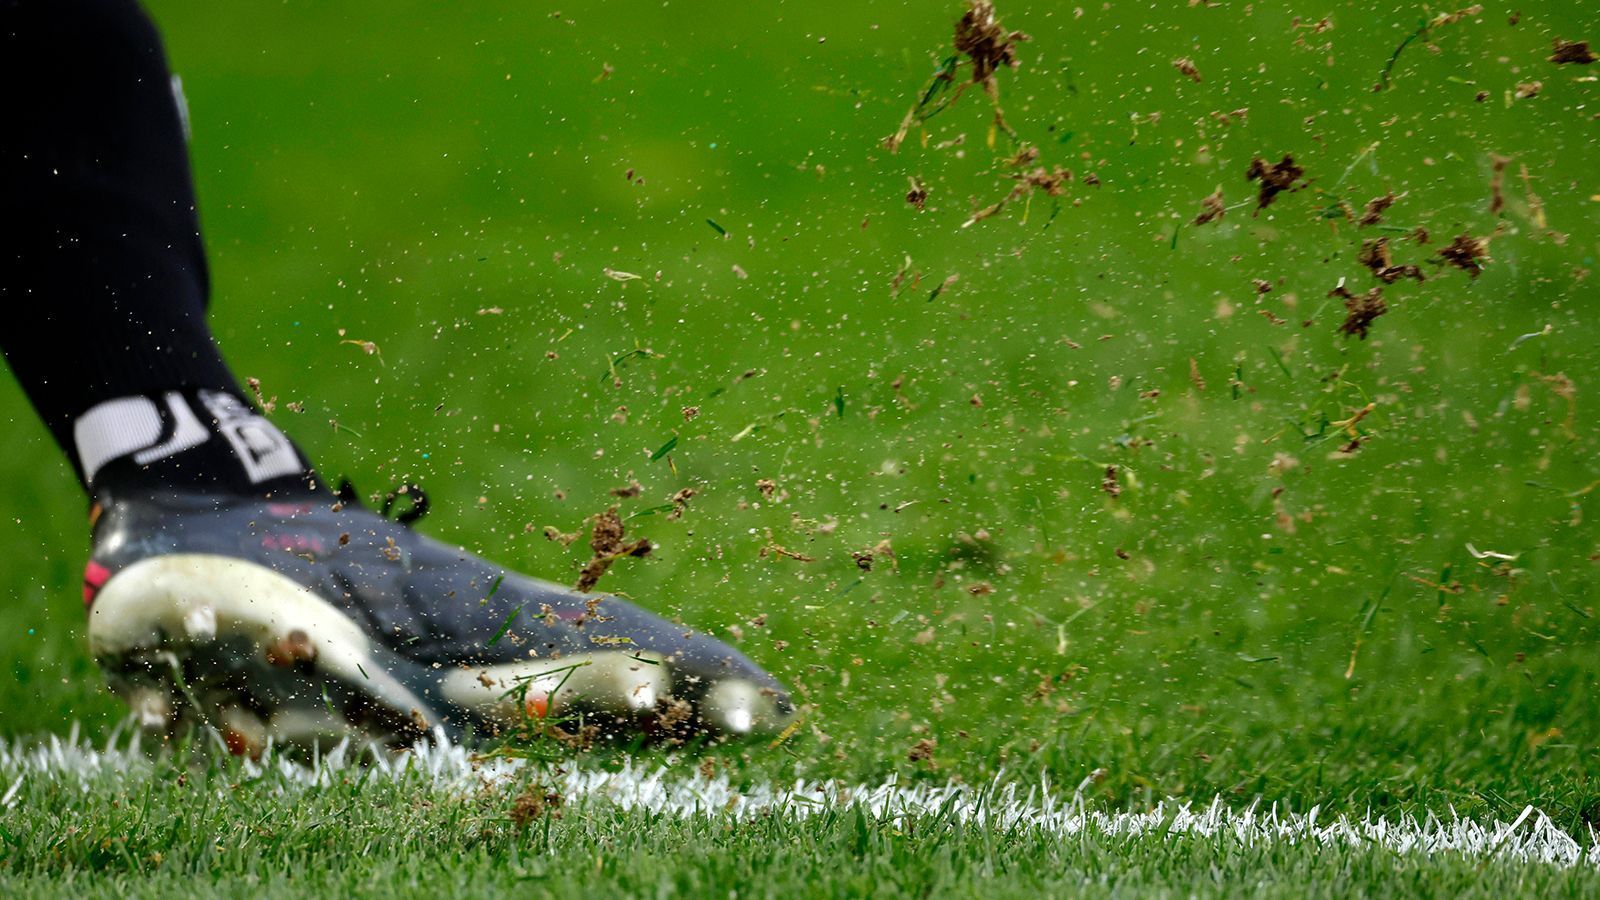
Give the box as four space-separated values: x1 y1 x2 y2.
3 726 1595 869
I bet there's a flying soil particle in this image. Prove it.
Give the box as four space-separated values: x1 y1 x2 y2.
1172 57 1203 82
964 162 1071 227
1245 155 1306 211
852 539 896 572
509 785 564 828
1489 154 1511 215
907 738 937 763
1357 237 1424 283
1331 284 1387 339
1514 81 1542 99
1550 39 1597 65
954 0 1029 84
1358 191 1397 226
1102 465 1121 499
1437 233 1490 278
656 696 693 731
576 507 652 593
1194 188 1226 225
548 723 601 752
885 0 1029 154
906 177 929 210
666 487 695 521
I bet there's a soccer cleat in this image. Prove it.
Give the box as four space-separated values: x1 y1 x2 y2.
83 486 795 753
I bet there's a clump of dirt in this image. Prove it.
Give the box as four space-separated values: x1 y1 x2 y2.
656 695 693 731
907 737 937 763
1357 238 1424 283
548 722 601 752
509 784 564 828
1550 39 1597 65
1437 233 1490 278
1102 466 1121 499
1245 155 1306 211
1358 191 1397 226
906 177 929 210
1489 154 1511 215
543 525 582 547
1331 284 1387 339
954 0 1029 84
886 0 1029 154
666 487 695 521
964 156 1071 226
575 507 652 592
1194 188 1226 225
852 539 896 572
1172 57 1202 82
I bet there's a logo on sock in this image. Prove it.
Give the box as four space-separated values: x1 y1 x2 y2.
73 391 303 486
133 393 209 465
73 393 206 483
197 390 304 484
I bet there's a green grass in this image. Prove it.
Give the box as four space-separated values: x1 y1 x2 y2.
3 0 1600 893
1 747 1597 898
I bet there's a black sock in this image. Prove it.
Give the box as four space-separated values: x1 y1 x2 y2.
0 0 319 499
75 388 319 499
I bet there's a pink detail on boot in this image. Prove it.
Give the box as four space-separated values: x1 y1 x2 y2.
83 561 112 607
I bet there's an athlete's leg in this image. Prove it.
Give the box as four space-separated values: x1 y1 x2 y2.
0 0 315 498
0 0 791 749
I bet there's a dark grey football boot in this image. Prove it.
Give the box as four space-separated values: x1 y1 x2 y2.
83 487 794 755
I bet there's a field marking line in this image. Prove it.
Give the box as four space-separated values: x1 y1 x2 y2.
3 726 1596 869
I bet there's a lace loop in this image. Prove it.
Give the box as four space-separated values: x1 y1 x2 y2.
335 478 430 525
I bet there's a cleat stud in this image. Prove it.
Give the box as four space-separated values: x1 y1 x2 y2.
181 606 217 641
265 628 317 668
523 693 550 720
703 680 790 736
218 706 266 759
129 687 175 730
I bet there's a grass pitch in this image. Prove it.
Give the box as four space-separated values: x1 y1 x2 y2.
2 0 1599 894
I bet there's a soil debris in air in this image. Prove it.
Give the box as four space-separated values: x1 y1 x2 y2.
964 152 1071 227
1245 155 1306 211
666 487 695 521
576 507 653 593
954 0 1029 86
1102 465 1121 499
885 0 1029 154
1194 188 1226 225
1331 284 1387 339
1437 233 1490 278
509 784 564 828
1358 191 1397 227
1489 154 1511 216
906 177 929 210
1550 39 1597 65
1357 238 1424 284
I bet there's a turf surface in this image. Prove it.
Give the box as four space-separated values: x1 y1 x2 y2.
3 0 1599 894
